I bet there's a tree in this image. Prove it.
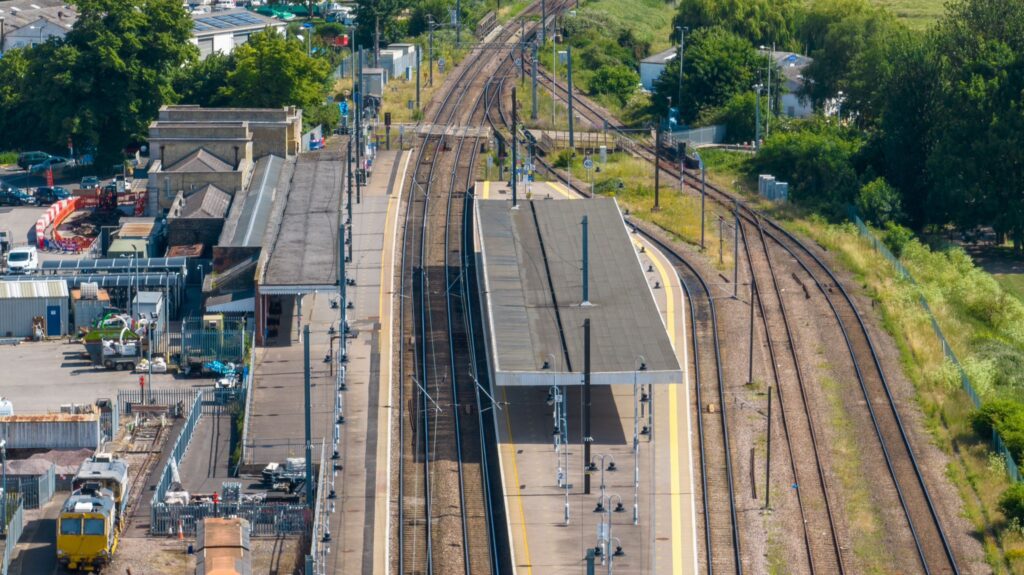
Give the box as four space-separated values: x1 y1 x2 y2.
353 0 405 52
928 0 1024 249
696 91 762 143
652 27 761 123
49 0 196 162
174 52 233 107
672 0 801 49
856 177 902 225
798 0 899 113
219 30 332 111
1000 483 1024 525
750 121 863 210
408 0 450 37
591 65 639 106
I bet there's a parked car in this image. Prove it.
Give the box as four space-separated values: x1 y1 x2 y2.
16 151 50 170
6 246 38 274
28 156 75 175
34 186 71 205
0 186 34 206
80 176 100 190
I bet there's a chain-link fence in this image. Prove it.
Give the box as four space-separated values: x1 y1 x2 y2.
848 206 1021 482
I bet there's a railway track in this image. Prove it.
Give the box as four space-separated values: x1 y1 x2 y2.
528 63 961 573
395 5 564 574
739 215 845 574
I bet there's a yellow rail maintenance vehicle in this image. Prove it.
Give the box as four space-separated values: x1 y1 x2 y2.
56 454 130 571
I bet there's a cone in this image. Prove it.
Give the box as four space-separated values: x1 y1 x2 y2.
178 520 184 541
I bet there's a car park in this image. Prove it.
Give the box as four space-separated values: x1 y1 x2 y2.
34 186 71 205
5 246 38 273
29 156 75 174
17 151 50 170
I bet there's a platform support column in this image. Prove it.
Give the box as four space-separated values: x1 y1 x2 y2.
304 324 313 509
581 215 589 305
583 317 592 495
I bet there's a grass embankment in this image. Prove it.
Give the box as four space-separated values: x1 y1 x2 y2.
555 150 734 272
629 145 1024 571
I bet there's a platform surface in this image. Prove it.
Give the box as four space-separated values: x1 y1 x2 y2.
475 197 679 386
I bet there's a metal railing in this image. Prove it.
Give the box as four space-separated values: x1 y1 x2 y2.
150 391 204 531
3 465 55 510
1 494 24 575
239 343 257 468
306 441 329 574
848 207 1021 482
150 501 309 537
117 387 200 416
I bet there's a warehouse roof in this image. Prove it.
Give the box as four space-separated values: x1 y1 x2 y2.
180 185 231 219
0 280 69 299
475 198 680 386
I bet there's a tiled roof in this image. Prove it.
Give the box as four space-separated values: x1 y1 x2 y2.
181 184 231 219
165 149 234 173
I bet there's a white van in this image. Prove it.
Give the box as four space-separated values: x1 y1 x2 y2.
6 246 38 274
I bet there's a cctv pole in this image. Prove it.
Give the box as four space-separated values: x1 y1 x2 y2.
303 324 314 509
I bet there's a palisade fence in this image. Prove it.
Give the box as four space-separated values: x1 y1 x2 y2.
238 343 257 470
848 206 1021 482
3 464 56 510
1 493 24 575
306 442 329 575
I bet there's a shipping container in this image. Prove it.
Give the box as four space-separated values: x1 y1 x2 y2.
0 412 101 450
0 280 70 338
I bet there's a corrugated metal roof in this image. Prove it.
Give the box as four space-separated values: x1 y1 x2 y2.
0 280 69 299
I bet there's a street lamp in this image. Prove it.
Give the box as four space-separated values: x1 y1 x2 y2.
588 453 616 507
760 44 775 136
594 493 625 571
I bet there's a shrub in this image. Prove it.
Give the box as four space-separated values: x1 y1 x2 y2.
882 222 913 257
591 65 639 106
1000 483 1024 524
856 177 902 225
553 149 575 169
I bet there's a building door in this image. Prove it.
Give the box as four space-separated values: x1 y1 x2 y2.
46 305 62 337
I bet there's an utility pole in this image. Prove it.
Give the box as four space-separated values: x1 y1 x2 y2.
653 120 661 211
748 281 755 384
698 151 706 250
428 17 435 87
512 86 518 208
765 386 773 510
303 324 314 509
754 83 763 150
374 15 380 66
415 44 421 111
567 45 575 148
583 318 592 495
531 44 539 120
581 216 589 305
733 201 740 299
540 0 546 44
456 0 461 45
676 26 687 115
339 223 347 363
520 19 527 84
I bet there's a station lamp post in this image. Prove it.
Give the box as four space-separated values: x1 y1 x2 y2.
594 492 626 571
588 453 616 508
632 357 646 525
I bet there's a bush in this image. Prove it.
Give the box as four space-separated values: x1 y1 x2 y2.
553 149 575 169
882 222 913 257
856 177 902 225
594 177 625 195
591 65 639 106
1000 483 1024 524
0 151 17 165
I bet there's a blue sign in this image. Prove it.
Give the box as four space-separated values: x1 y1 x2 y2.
583 157 594 170
339 100 349 117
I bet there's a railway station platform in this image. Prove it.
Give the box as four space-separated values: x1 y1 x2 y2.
471 196 697 573
476 179 577 202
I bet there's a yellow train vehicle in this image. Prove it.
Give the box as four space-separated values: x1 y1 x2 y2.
56 487 119 572
57 454 130 571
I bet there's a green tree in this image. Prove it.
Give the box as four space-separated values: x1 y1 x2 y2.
219 30 332 112
591 65 639 106
799 0 899 113
174 52 233 107
0 48 30 149
56 0 196 162
750 121 863 210
353 0 406 51
999 483 1024 524
652 27 761 123
672 0 801 48
696 91 763 143
408 0 450 37
928 0 1024 249
856 177 902 225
